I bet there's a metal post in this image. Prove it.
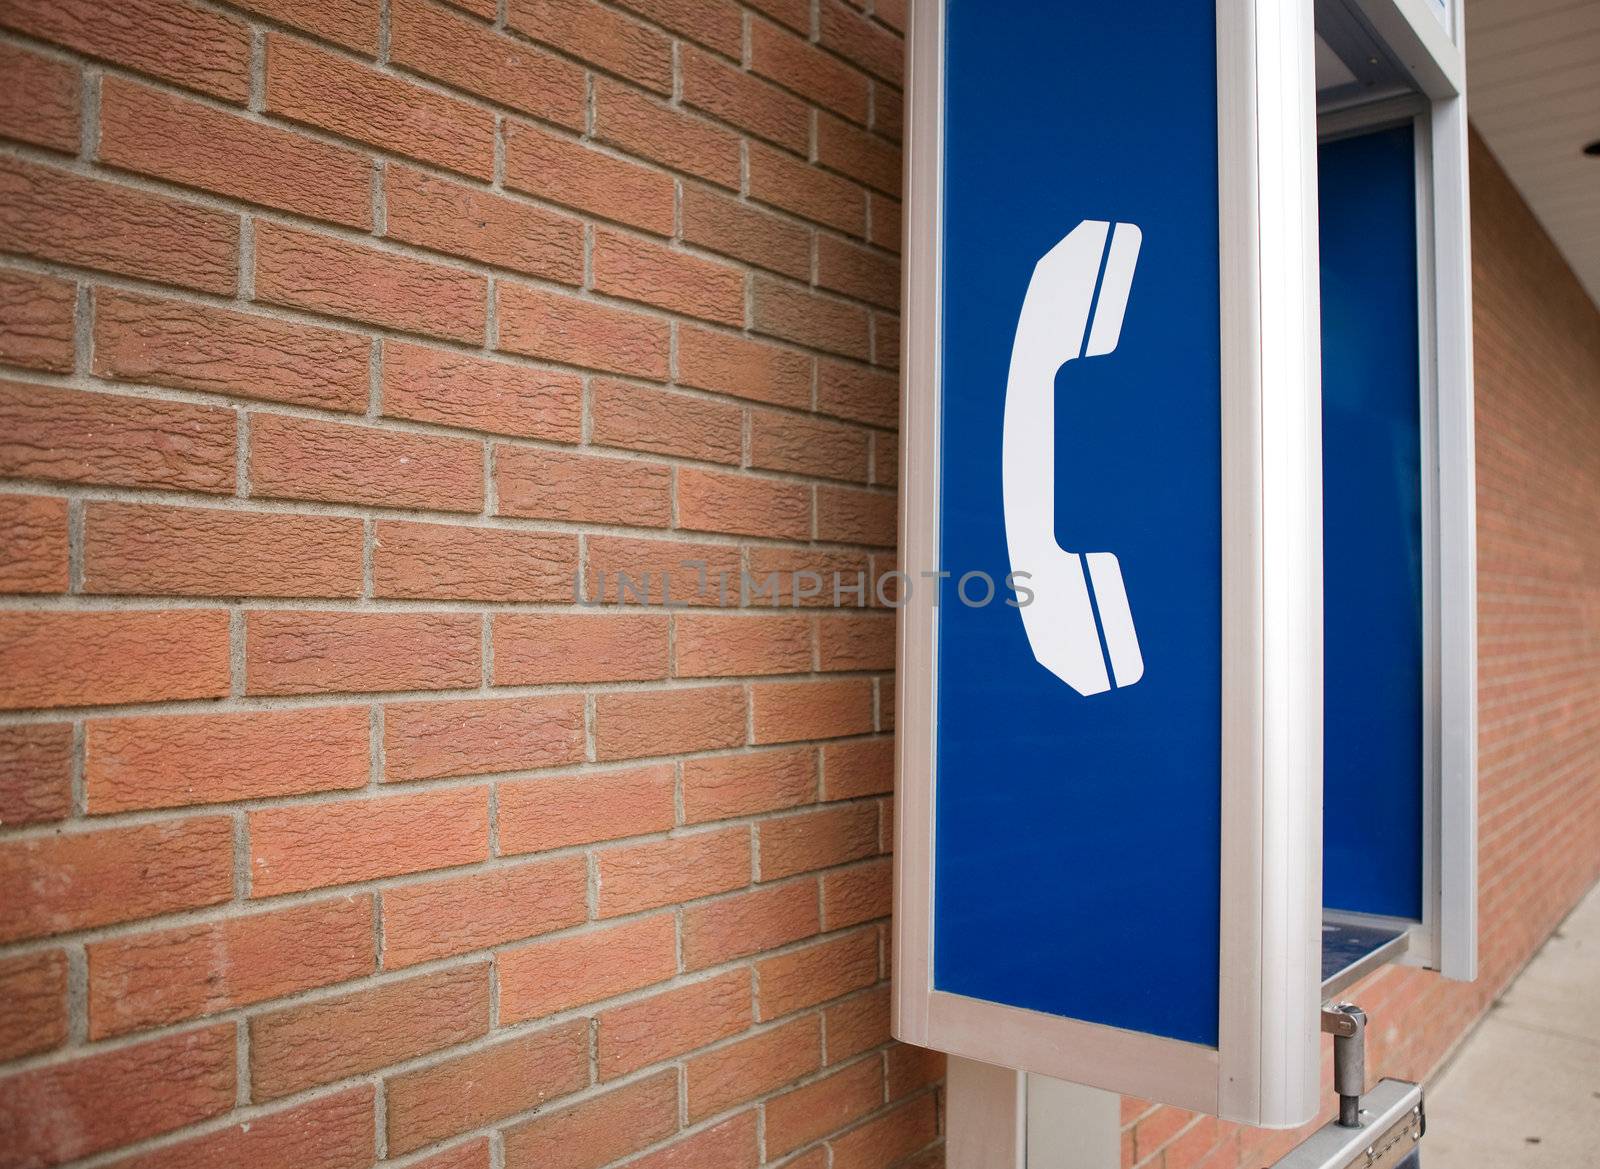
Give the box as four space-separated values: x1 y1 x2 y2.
1321 1003 1368 1128
946 1058 1120 1169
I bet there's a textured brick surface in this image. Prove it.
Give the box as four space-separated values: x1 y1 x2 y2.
10 7 1593 1169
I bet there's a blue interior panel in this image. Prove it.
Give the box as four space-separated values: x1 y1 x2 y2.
1319 125 1426 922
932 0 1223 1047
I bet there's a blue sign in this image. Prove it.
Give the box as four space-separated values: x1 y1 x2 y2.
932 0 1223 1047
1320 125 1425 922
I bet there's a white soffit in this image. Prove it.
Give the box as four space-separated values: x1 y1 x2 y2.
1465 0 1600 307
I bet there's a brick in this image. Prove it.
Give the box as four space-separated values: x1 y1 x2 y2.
830 1094 938 1169
229 0 378 53
823 857 892 929
0 951 68 1061
504 119 675 236
818 359 897 427
381 856 587 967
675 613 814 678
764 1057 883 1156
682 46 808 155
682 185 812 282
752 410 871 482
389 0 585 128
0 0 249 102
94 289 369 412
760 802 879 880
878 677 895 733
494 612 669 684
102 1085 376 1169
0 380 234 494
874 314 900 369
407 1138 491 1169
0 268 73 373
823 737 893 799
885 1042 942 1099
818 612 895 671
757 929 878 1018
593 228 745 326
595 79 740 189
496 446 672 526
384 695 584 782
86 707 369 813
614 0 742 57
817 112 902 198
678 467 812 540
0 723 72 827
683 747 816 822
817 483 896 548
596 826 750 916
744 548 871 608
499 913 677 1021
750 18 869 124
499 765 676 854
753 678 875 744
0 494 68 592
749 143 867 236
384 162 583 285
386 1021 590 1154
819 0 904 85
251 413 482 513
592 379 744 464
100 76 370 228
598 969 752 1079
0 817 232 944
250 786 488 896
754 276 871 361
0 156 236 293
507 0 672 94
0 1025 235 1168
586 534 741 608
871 432 898 486
501 1069 678 1169
247 610 480 697
872 83 903 143
497 280 670 378
681 879 819 970
594 685 747 761
823 986 890 1062
382 341 580 441
374 520 577 602
747 0 811 34
83 502 363 599
254 221 486 344
818 233 899 310
869 192 902 253
0 42 79 154
875 0 907 33
686 1017 821 1120
266 34 493 178
87 896 374 1038
628 1112 760 1169
0 610 229 711
678 325 813 409
250 964 489 1099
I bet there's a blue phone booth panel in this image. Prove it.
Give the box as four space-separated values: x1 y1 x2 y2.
1319 124 1425 922
932 0 1223 1047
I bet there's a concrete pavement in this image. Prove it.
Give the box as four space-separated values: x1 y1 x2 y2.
1425 879 1600 1166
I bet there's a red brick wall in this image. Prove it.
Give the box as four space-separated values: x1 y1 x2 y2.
0 2 930 1168
1122 133 1600 1169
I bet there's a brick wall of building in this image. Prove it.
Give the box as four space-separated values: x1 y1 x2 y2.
0 2 926 1168
1122 132 1600 1169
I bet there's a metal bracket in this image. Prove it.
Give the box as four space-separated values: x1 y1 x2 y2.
1321 1003 1368 1126
1268 1079 1425 1169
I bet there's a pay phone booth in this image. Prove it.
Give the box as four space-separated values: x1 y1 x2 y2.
892 0 1476 1156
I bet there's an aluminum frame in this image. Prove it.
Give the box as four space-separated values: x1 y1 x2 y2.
892 0 1325 1128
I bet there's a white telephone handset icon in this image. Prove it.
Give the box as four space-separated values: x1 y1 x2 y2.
1002 220 1146 697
